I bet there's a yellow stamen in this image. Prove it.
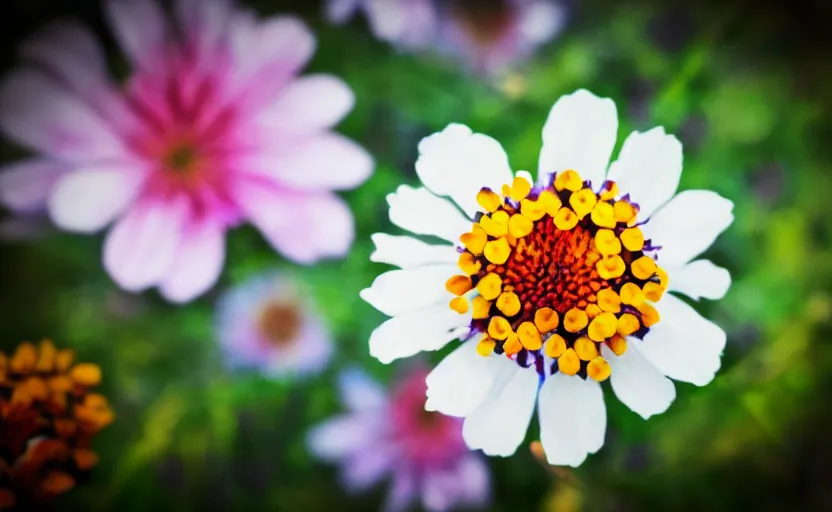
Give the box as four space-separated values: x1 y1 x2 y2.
637 302 660 327
71 363 102 387
554 170 583 192
480 210 509 237
554 207 579 231
458 252 481 275
10 342 37 374
56 349 74 372
588 312 618 341
534 307 559 333
585 303 601 318
487 316 512 340
614 200 637 224
517 322 543 351
537 190 562 216
608 334 628 355
620 227 644 251
510 176 532 201
600 182 619 201
596 288 621 313
460 224 487 255
563 308 588 333
617 313 641 336
449 297 469 314
544 334 567 358
475 273 503 301
587 357 611 382
597 255 626 279
557 348 580 376
496 291 521 317
632 255 657 280
656 267 669 288
508 213 534 238
590 201 616 228
619 282 645 306
472 296 491 319
476 188 502 212
484 237 511 264
594 229 622 256
36 339 56 372
574 337 598 360
445 275 473 296
477 337 496 356
569 188 597 218
503 332 523 355
520 198 546 221
643 281 664 302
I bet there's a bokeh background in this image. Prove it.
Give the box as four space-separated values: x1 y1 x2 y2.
1 0 831 510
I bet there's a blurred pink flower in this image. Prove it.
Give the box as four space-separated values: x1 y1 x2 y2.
308 366 490 512
0 0 373 302
326 0 565 74
215 271 332 378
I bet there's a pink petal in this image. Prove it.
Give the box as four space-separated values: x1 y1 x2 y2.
48 167 144 233
103 197 188 292
0 69 125 160
175 0 233 56
229 15 316 110
325 0 361 25
234 180 355 264
240 133 372 191
20 21 108 92
158 219 225 303
0 159 65 213
104 0 169 72
260 74 355 131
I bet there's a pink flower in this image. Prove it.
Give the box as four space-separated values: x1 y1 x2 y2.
325 0 565 74
215 271 332 378
308 366 490 512
0 0 373 302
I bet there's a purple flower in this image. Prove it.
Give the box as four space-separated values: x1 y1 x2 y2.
0 0 373 303
307 365 490 511
326 0 565 74
215 271 332 378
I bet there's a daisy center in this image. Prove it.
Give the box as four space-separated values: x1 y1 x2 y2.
257 302 302 347
445 170 668 382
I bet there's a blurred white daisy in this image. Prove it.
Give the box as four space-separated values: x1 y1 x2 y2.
216 272 332 378
361 89 733 467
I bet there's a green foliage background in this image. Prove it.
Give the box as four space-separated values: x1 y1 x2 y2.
1 0 831 510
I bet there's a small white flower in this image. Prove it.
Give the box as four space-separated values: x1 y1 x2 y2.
361 89 734 467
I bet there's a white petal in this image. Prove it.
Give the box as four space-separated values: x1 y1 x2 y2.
462 364 538 457
104 0 168 71
641 190 734 267
359 264 458 317
338 367 387 412
307 412 382 461
48 168 143 233
538 89 618 188
369 233 458 269
519 1 566 44
425 340 508 417
538 373 606 467
603 345 676 420
20 21 108 94
387 185 471 243
325 0 361 24
369 304 470 364
158 220 226 303
415 123 514 218
606 127 683 219
637 294 726 386
667 259 731 301
103 198 187 292
0 159 65 212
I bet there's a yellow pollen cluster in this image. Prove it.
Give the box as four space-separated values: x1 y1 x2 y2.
0 340 113 508
446 170 668 382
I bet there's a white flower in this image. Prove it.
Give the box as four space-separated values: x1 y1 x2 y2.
361 89 734 467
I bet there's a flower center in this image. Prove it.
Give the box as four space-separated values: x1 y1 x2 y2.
163 143 199 174
452 0 515 46
445 170 668 382
257 302 302 347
